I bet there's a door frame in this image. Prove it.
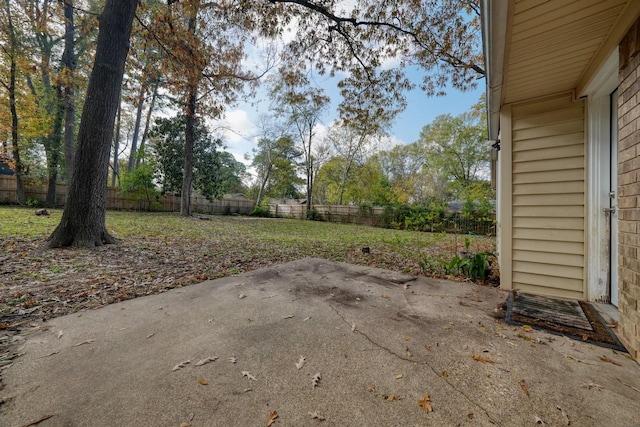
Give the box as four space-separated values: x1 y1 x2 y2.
585 49 619 303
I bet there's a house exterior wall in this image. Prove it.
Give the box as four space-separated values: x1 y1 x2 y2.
503 93 586 300
617 21 640 361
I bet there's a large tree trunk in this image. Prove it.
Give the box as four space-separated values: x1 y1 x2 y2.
61 0 76 183
48 0 137 248
180 86 196 216
180 8 199 217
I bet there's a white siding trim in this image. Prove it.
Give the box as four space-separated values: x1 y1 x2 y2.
584 48 619 302
498 104 513 290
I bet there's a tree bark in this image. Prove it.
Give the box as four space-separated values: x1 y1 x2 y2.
180 86 196 216
48 0 138 248
180 7 199 217
111 101 121 187
61 0 76 183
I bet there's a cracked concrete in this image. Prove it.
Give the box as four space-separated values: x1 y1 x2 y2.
2 258 640 426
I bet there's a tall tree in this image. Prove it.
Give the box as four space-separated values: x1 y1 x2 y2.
48 0 138 248
251 135 301 205
0 0 26 204
416 101 489 200
271 71 329 215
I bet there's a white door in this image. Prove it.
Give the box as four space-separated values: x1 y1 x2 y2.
610 89 619 306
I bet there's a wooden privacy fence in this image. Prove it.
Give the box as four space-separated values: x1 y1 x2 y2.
1 175 494 235
0 175 254 215
269 203 496 236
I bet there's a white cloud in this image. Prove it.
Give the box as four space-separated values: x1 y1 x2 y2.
208 109 258 165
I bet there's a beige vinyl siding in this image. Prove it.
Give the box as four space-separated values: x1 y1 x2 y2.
509 93 586 299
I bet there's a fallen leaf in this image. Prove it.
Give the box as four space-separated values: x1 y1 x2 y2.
172 359 191 371
404 335 411 341
467 413 474 419
195 356 218 366
179 423 191 427
295 356 306 370
600 356 621 366
351 323 356 332
518 379 529 397
367 385 376 392
406 347 413 357
535 415 545 425
198 378 209 385
424 344 431 351
472 354 495 364
309 411 326 421
386 395 401 401
266 410 278 426
303 316 311 321
229 354 238 364
418 393 433 412
242 371 257 381
72 339 95 347
556 405 570 425
145 333 155 339
395 373 403 379
312 372 321 389
381 293 390 299
403 283 411 290
284 314 294 319
56 331 63 339
441 370 448 378
521 325 533 333
458 301 470 307
238 294 247 299
581 382 603 390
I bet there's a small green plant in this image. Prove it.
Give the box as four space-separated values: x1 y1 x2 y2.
420 250 496 282
250 200 272 217
26 197 42 208
306 208 319 220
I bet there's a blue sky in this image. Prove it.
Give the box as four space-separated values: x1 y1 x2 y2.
214 69 485 163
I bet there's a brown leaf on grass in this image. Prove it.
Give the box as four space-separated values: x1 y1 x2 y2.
266 411 278 426
472 354 495 364
600 356 622 366
518 379 529 397
418 393 433 412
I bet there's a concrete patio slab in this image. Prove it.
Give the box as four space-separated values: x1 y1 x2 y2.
1 258 639 426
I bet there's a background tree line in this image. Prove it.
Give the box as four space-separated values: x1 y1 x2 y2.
0 0 486 247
